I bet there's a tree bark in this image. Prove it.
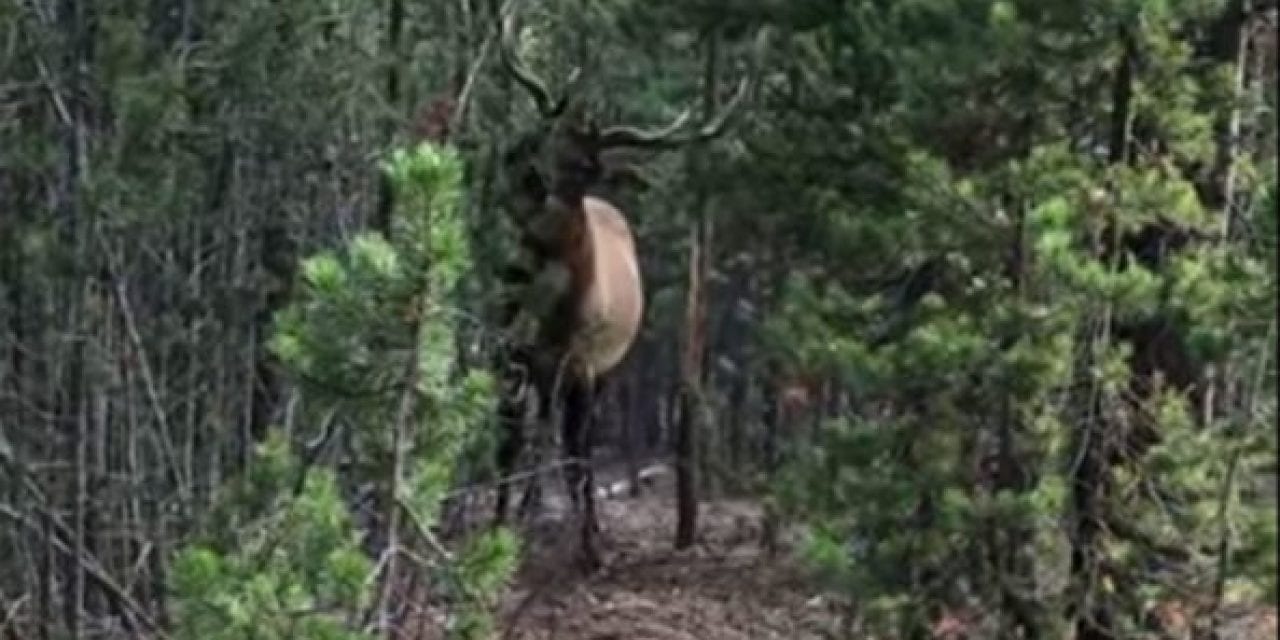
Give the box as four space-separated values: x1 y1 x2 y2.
675 218 707 549
373 0 406 236
675 30 721 551
1070 26 1135 640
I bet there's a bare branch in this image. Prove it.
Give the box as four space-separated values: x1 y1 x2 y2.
0 503 165 639
97 229 190 506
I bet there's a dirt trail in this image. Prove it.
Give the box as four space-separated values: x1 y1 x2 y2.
496 494 847 640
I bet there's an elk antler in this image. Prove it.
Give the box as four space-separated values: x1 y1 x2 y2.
596 26 772 150
498 1 579 119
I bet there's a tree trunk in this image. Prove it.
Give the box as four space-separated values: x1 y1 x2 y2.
373 0 406 235
623 367 642 497
1070 26 1134 640
675 218 708 549
675 30 720 550
760 386 781 555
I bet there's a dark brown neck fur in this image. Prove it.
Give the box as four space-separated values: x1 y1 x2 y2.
543 197 595 355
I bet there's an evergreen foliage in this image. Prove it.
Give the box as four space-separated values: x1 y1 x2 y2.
752 1 1276 636
0 0 1271 638
168 143 517 640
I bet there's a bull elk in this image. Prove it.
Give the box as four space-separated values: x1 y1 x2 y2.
490 3 769 569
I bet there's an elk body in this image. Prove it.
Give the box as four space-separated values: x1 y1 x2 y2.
489 3 767 569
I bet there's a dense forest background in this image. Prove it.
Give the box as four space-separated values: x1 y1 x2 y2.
1 0 1276 638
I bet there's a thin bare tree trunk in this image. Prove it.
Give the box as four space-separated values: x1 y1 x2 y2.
373 0 406 236
1070 26 1134 640
675 217 707 549
674 28 722 550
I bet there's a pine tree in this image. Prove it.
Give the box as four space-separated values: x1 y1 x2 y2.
169 142 518 640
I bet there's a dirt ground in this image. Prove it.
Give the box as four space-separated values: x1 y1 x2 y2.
495 494 849 640
427 466 1275 640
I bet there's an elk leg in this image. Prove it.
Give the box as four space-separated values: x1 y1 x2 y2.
561 378 586 510
516 468 543 520
493 390 524 527
494 353 538 528
584 375 610 534
562 376 600 569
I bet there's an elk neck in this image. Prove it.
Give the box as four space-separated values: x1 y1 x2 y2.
555 194 597 315
540 193 597 347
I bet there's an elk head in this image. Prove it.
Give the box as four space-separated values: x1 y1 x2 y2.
497 6 769 244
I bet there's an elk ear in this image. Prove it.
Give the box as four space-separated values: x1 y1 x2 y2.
599 151 652 191
602 163 652 191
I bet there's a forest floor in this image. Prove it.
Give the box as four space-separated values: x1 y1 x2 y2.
494 496 846 639
430 463 1277 640
480 465 849 640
